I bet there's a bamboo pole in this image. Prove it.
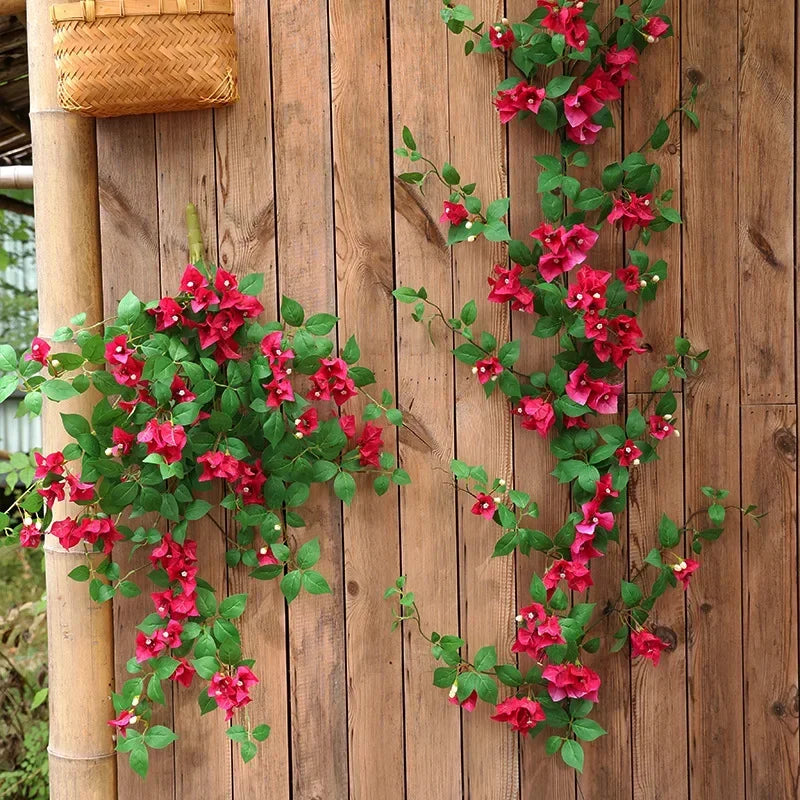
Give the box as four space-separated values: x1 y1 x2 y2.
0 0 25 15
27 1 117 798
0 164 33 188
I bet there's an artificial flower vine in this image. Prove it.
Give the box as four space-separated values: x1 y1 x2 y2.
386 0 758 774
0 205 408 776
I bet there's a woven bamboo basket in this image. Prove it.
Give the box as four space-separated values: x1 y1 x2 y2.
50 0 238 118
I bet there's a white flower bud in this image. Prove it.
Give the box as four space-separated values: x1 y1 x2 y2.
673 429 680 437
131 696 140 707
465 220 473 230
633 458 641 466
467 235 476 243
259 547 268 555
129 715 138 724
652 275 660 283
498 478 506 486
501 16 509 24
515 614 523 622
490 375 498 381
294 419 301 425
104 447 114 456
51 359 60 368
492 496 501 504
23 516 32 527
663 413 672 421
449 682 458 698
295 432 304 439
639 279 647 288
274 523 282 531
647 34 655 43
471 366 478 374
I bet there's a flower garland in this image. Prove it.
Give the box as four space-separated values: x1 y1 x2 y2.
386 0 758 773
0 206 408 775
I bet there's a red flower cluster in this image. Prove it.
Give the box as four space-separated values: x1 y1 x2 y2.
308 357 357 406
511 603 565 661
538 0 588 50
587 313 647 370
208 666 259 720
542 663 601 702
149 534 199 615
631 629 670 666
489 24 515 50
608 192 656 231
261 331 295 408
490 696 546 735
487 264 534 313
566 265 610 312
543 559 593 595
137 418 187 464
471 492 497 520
566 362 623 415
513 396 555 437
24 337 50 366
494 82 546 124
530 222 597 283
357 422 384 467
439 201 469 226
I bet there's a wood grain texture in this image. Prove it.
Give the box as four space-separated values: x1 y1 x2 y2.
328 1 405 798
388 5 463 799
681 0 745 794
270 0 349 796
447 2 518 797
97 115 176 799
155 110 233 800
213 1 291 797
737 0 795 402
741 405 798 799
628 394 688 800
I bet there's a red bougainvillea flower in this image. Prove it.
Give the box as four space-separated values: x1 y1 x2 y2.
197 309 245 361
135 630 167 663
118 386 156 415
537 247 584 283
18 519 42 548
214 268 238 293
208 666 259 721
151 588 199 620
570 531 604 565
153 618 183 650
594 473 619 502
543 559 593 594
67 474 96 503
235 460 267 505
584 310 609 343
105 335 134 367
631 629 670 666
219 288 265 319
77 516 123 554
179 264 208 293
449 689 478 712
487 264 535 313
538 0 589 49
673 558 699 589
50 517 81 549
110 427 135 456
197 451 241 482
170 375 196 404
357 422 384 467
439 201 469 226
257 545 280 566
566 118 603 146
575 500 615 536
494 83 546 124
608 193 656 231
491 696 545 735
584 66 621 102
565 363 623 415
38 479 65 507
563 84 604 128
308 357 357 406
566 265 610 311
649 414 676 440
25 337 50 366
511 613 565 661
473 356 503 385
562 224 598 258
604 45 639 87
643 16 669 39
137 419 187 464
514 396 555 437
617 264 641 291
295 408 319 438
265 375 295 409
471 492 497 520
615 439 642 467
112 356 145 388
516 602 546 626
170 658 196 688
261 331 295 368
34 450 65 480
489 24 515 49
108 709 138 737
339 414 357 439
542 663 601 702
149 297 184 331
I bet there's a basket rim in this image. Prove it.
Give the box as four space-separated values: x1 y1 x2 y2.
51 0 233 24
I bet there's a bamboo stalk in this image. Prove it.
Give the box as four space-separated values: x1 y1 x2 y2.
27 0 117 798
0 0 25 15
0 164 32 188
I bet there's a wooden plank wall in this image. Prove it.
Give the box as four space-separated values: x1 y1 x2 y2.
93 0 799 797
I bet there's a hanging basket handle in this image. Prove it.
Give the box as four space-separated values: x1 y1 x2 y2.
51 0 228 23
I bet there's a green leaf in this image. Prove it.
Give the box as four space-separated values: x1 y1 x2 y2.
191 656 219 680
301 570 332 595
0 374 17 403
280 296 304 327
240 740 258 763
442 162 461 185
473 645 497 673
494 664 523 687
68 565 91 582
601 162 624 191
0 344 17 371
658 514 680 548
621 580 642 607
31 687 48 710
342 335 360 364
144 725 177 749
252 724 271 742
334 471 356 505
546 75 576 98
296 538 320 570
118 291 142 325
219 593 247 619
185 500 212 521
402 126 416 150
305 313 338 335
280 570 302 603
561 739 584 772
128 743 149 778
537 99 558 132
41 379 79 401
650 118 670 149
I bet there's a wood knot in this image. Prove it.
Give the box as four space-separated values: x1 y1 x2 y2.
667 143 678 155
772 701 787 717
653 625 678 651
700 602 713 614
346 580 360 597
686 67 705 85
747 226 780 270
773 427 797 460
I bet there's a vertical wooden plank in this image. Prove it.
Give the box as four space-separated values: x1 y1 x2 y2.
329 1 405 797
738 0 795 403
213 1 291 797
389 5 463 800
156 111 232 800
271 0 350 796
628 394 688 800
682 0 745 792
741 405 798 799
447 2 518 797
97 116 175 799
578 3 630 795
503 8 574 792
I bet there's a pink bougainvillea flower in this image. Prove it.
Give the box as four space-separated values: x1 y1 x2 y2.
37 479 66 508
339 414 357 439
543 559 593 594
257 545 280 567
514 396 555 437
489 24 515 50
617 264 641 291
214 268 238 294
151 588 198 620
604 45 639 87
570 531 604 565
563 84 604 128
487 264 535 313
265 375 295 408
357 422 384 468
170 658 196 688
295 407 319 437
494 83 546 123
154 618 183 650
673 558 699 590
538 0 589 49
575 500 615 536
308 357 357 406
542 663 601 702
105 335 133 367
584 66 621 102
137 419 187 464
608 193 656 231
439 201 469 226
208 666 259 721
179 264 208 294
649 414 676 440
260 330 294 367
512 613 565 661
219 288 264 319
566 265 610 311
108 709 138 737
615 439 642 467
112 356 145 388
77 516 123 554
562 223 599 259
565 362 593 406
149 296 184 331
34 450 65 480
111 427 135 456
584 310 609 342
449 690 478 712
50 517 81 549
25 337 50 366
198 450 241 482
135 630 167 663
234 460 267 505
631 629 670 666
587 380 623 415
474 356 503 385
566 118 603 146
517 602 546 626
643 16 669 38
170 375 196 404
471 492 497 520
67 474 96 503
538 248 584 283
594 473 619 502
18 520 42 549
490 696 545 735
